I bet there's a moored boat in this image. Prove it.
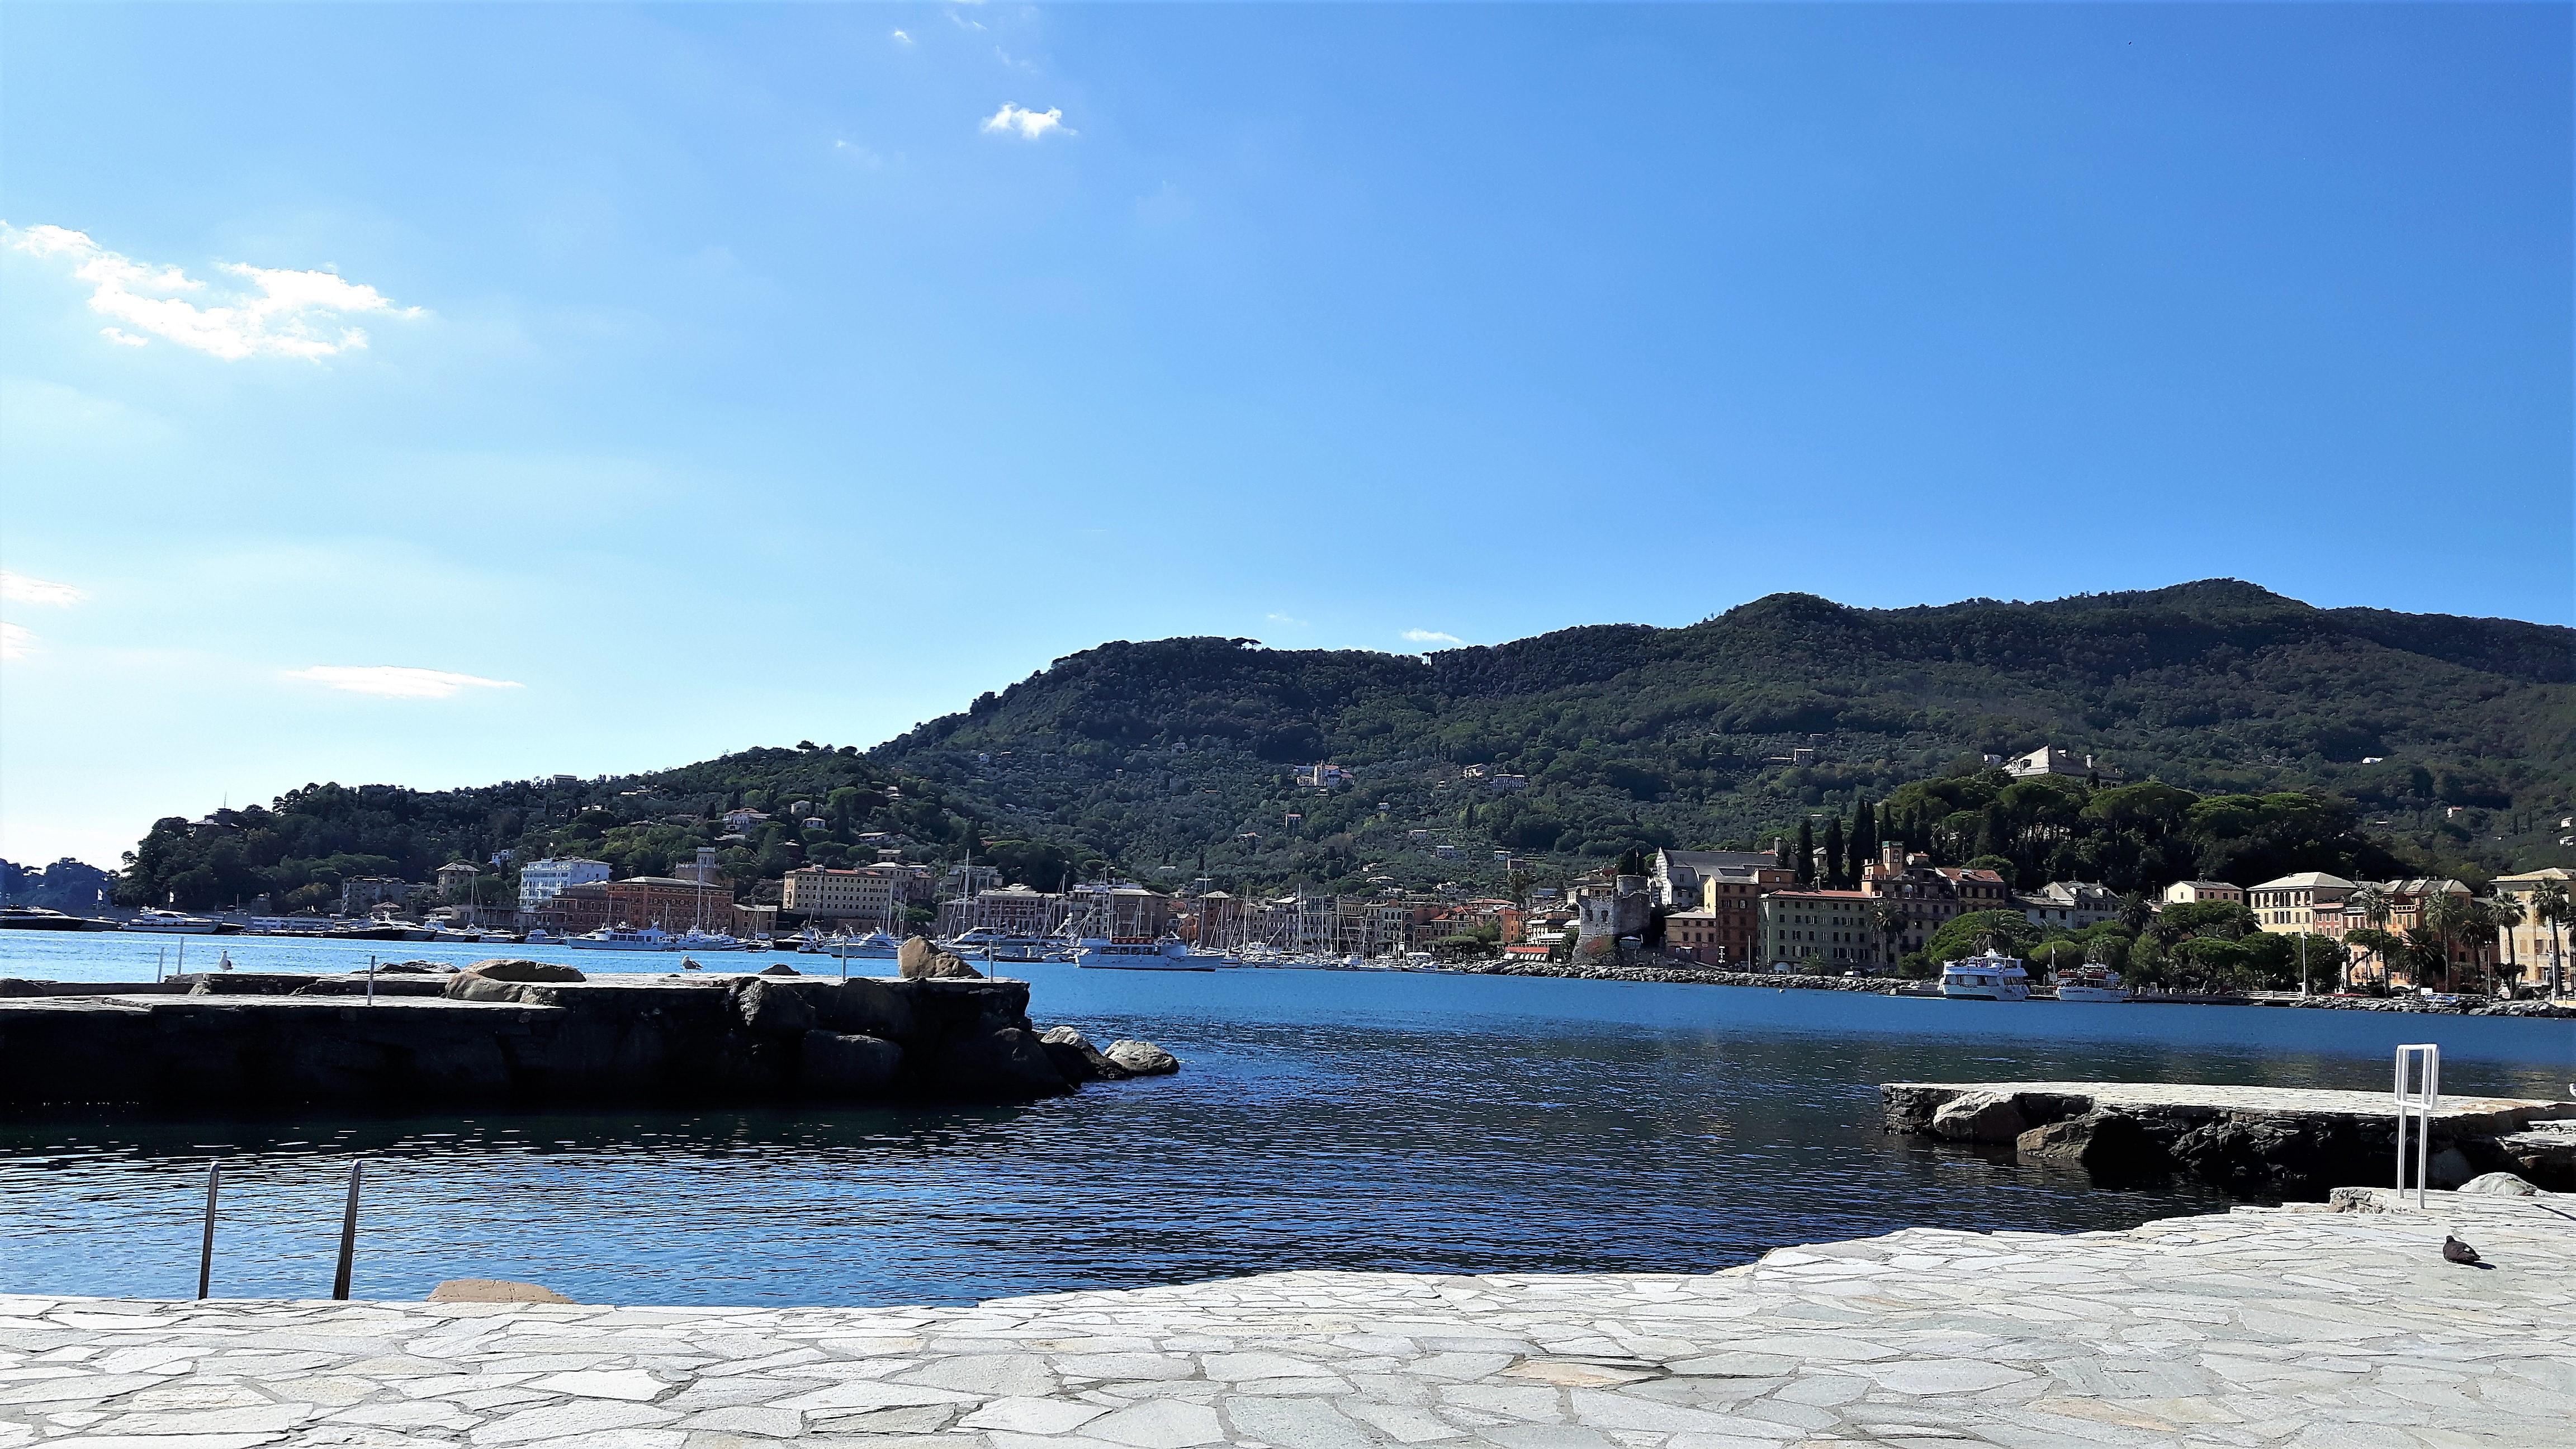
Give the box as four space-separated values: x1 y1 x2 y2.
2053 963 2131 1003
567 925 680 951
121 908 236 935
1 906 119 931
1939 950 2031 1001
1076 936 1220 971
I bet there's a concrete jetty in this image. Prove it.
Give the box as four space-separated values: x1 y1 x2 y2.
0 967 1173 1112
1886 1080 2576 1196
2 1190 2569 1446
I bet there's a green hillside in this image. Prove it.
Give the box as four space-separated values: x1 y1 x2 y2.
872 581 2574 894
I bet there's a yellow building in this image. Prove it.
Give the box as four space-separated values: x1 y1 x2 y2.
781 866 901 926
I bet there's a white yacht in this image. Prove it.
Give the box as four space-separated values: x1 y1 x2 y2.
1076 936 1220 971
567 925 679 951
2053 963 2131 1003
121 908 230 935
1939 950 2031 1001
673 927 747 953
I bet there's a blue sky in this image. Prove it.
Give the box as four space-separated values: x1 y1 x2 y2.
3 3 2569 868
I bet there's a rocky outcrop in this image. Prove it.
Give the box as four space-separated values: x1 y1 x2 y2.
0 971 1179 1113
1105 1039 1181 1076
1887 1081 2576 1198
899 937 984 981
462 959 584 983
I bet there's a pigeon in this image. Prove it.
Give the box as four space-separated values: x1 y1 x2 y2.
2442 1235 2490 1268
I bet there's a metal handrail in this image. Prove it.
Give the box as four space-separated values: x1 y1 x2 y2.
2394 1043 2439 1208
193 1159 366 1301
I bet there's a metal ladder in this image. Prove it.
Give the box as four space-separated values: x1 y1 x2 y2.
2394 1044 2438 1208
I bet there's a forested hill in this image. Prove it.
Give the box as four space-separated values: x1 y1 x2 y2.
873 581 2574 892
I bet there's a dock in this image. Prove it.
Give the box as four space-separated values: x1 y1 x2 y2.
1885 1080 2576 1196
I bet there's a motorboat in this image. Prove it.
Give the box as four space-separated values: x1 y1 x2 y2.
674 927 748 952
1939 950 2031 1001
567 925 680 951
2053 963 2130 1003
1076 936 1220 971
121 908 235 935
0 906 118 931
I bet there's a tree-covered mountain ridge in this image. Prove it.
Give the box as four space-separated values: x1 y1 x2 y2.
873 580 2574 888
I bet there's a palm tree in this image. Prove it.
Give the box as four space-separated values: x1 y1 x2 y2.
2343 883 2390 986
1871 902 1907 973
2417 891 2476 993
2118 892 2154 934
2483 893 2526 998
2399 926 2449 993
2533 880 2570 996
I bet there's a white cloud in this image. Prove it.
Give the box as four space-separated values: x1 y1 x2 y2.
0 571 84 607
284 665 523 699
0 623 30 661
982 103 1067 140
1266 612 1310 627
2 223 421 360
891 28 912 44
1401 629 1464 646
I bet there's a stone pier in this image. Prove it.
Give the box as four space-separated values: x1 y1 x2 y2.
1884 1081 2576 1197
3 1191 2571 1446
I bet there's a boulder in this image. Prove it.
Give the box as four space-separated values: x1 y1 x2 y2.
2015 1110 2167 1179
799 1030 903 1096
736 977 817 1036
814 978 914 1040
462 959 584 984
1929 1090 2026 1144
443 976 527 1003
1039 1026 1131 1083
427 1278 572 1304
759 963 801 977
376 960 447 974
1104 1039 1181 1076
926 1026 1067 1098
2458 1171 2544 1197
897 937 933 978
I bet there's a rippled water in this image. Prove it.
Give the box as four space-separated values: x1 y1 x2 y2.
2 932 2568 1305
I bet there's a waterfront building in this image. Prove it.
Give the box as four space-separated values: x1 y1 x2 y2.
1651 847 1782 908
2492 868 2572 989
1069 884 1177 941
2247 872 2355 932
2016 880 2123 931
339 876 417 916
782 866 903 927
1759 889 1886 972
1854 846 2009 960
935 885 1066 940
518 857 611 912
435 863 481 899
541 876 741 934
1573 875 1652 952
2162 880 2244 907
1664 865 1778 965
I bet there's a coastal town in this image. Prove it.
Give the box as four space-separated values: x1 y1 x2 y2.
15 741 2566 1003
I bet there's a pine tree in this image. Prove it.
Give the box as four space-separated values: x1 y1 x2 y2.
1794 818 1816 887
1823 817 1846 889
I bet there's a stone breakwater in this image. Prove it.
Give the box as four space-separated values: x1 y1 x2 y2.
2 1191 2570 1447
0 965 1178 1112
1885 1080 2576 1198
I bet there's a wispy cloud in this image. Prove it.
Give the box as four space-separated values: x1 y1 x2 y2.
1266 612 1310 627
0 571 84 608
982 103 1068 140
1401 629 1464 647
2 224 421 360
891 29 912 44
0 623 31 661
834 139 885 168
285 665 523 699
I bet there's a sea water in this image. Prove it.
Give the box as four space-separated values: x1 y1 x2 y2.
1 933 2568 1305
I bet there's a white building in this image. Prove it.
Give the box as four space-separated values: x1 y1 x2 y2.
2005 746 2107 779
518 857 611 912
2162 880 2243 907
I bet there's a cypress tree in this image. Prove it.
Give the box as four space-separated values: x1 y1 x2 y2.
1850 794 1877 880
1823 817 1846 889
1794 818 1816 887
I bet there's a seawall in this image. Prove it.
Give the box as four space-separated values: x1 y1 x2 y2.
0 969 1164 1112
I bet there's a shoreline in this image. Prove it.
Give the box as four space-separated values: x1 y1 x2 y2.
1451 956 2576 1016
3 1188 2566 1446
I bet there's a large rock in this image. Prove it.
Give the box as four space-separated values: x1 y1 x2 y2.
427 1278 572 1304
900 943 984 981
1039 1026 1131 1083
1929 1090 2026 1144
800 1030 903 1096
812 978 915 1040
443 976 527 1003
736 977 817 1036
462 959 584 983
1104 1039 1181 1076
926 1026 1067 1098
2458 1171 2544 1196
897 937 932 978
2015 1110 2167 1179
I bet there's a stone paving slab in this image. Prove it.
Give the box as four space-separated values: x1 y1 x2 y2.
3 1194 2570 1447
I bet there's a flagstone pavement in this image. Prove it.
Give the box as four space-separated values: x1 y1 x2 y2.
3 1192 2569 1449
